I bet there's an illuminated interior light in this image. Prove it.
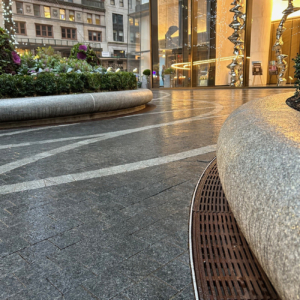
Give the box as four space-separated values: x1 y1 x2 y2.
171 56 245 70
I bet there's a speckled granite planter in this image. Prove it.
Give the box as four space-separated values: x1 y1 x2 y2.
0 89 153 122
217 92 300 300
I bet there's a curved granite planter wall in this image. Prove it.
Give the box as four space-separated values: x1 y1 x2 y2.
0 89 153 122
217 92 300 300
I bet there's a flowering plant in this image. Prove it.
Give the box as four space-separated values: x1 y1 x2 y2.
14 46 106 76
77 52 87 60
12 51 21 65
0 27 20 74
79 45 87 51
69 43 100 66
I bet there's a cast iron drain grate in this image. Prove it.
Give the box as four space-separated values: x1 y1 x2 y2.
191 158 281 300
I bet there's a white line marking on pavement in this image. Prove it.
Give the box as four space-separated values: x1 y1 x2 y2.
0 145 217 195
152 92 170 101
0 103 224 175
0 135 103 150
0 123 77 137
120 106 216 118
0 105 216 150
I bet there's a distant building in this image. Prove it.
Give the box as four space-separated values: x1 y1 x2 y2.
102 0 127 70
127 0 150 76
0 0 105 57
0 0 147 71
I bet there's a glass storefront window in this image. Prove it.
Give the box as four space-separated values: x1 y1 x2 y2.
151 0 191 88
150 0 249 88
191 0 217 87
143 0 300 88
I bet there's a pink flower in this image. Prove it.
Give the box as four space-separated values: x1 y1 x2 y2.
12 51 21 65
79 45 87 51
77 52 87 60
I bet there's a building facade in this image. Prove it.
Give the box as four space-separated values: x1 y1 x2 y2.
0 0 132 70
102 0 128 69
1 0 299 87
129 0 300 88
0 0 106 56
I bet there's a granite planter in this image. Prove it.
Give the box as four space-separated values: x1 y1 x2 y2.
217 92 300 300
0 89 153 122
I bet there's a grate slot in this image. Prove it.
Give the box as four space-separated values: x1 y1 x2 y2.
192 158 281 300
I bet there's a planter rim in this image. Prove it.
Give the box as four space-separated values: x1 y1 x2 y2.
0 89 153 122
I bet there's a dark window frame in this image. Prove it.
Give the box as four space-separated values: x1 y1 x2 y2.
119 0 124 7
88 30 102 42
114 50 125 58
35 23 53 37
16 1 23 14
112 14 124 42
33 4 40 16
61 27 77 40
15 21 26 35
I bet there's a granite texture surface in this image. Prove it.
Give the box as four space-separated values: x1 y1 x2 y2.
0 89 153 122
217 92 300 300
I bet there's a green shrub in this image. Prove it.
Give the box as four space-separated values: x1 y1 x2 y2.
0 74 17 97
0 72 137 98
85 73 101 91
35 73 57 95
0 74 35 98
164 68 174 75
110 73 122 91
99 73 111 91
69 73 85 93
14 75 35 97
143 69 151 76
120 72 137 90
56 73 70 94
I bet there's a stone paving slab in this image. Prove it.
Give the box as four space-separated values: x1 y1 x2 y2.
0 89 289 299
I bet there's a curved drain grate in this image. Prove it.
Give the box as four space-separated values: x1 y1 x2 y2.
191 158 280 300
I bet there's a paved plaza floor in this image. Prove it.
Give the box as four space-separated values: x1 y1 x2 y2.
0 89 289 299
